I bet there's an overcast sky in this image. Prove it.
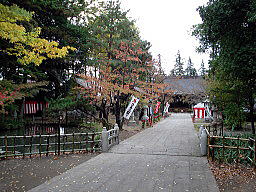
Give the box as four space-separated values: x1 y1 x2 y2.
120 0 209 74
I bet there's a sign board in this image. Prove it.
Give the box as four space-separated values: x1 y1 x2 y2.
123 96 139 120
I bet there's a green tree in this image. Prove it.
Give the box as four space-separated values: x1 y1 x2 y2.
185 57 197 76
87 0 140 61
0 3 75 65
173 50 184 76
199 60 206 76
193 0 256 133
0 0 94 97
84 0 152 128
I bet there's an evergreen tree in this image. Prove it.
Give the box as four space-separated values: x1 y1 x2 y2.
87 0 140 61
185 57 197 76
0 0 93 97
169 69 175 77
193 0 256 133
199 60 206 76
173 50 184 76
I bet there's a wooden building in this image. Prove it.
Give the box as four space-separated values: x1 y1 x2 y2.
163 76 207 111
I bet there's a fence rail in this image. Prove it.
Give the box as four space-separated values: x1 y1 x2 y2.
0 132 102 159
204 126 256 170
205 122 224 136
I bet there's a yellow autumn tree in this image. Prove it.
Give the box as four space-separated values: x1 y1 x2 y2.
0 3 76 65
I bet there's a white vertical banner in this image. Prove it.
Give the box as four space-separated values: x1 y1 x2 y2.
123 96 140 120
60 127 65 136
163 102 170 113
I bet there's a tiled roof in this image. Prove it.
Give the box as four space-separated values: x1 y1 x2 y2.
164 77 206 95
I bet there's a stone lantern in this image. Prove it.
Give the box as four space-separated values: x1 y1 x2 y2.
141 105 149 121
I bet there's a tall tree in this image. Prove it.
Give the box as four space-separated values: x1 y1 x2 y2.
1 0 94 98
193 0 256 133
199 60 206 76
185 57 197 76
0 3 76 114
87 0 139 62
0 3 75 64
173 50 184 76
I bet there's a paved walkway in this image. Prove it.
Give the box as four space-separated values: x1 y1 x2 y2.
29 113 219 192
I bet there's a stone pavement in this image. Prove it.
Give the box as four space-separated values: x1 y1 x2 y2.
29 113 219 192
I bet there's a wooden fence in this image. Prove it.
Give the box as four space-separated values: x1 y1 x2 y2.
0 132 101 159
205 128 256 169
205 121 224 136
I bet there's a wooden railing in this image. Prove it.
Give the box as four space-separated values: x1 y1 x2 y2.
205 121 224 136
0 132 101 159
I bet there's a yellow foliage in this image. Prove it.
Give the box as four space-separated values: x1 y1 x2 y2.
0 3 76 65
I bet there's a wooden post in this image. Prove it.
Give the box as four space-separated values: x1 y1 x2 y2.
212 137 215 161
207 135 210 159
254 139 256 171
236 136 240 164
58 128 60 156
46 135 49 156
23 135 26 159
58 116 61 155
30 136 33 158
79 133 82 152
39 134 42 157
72 133 75 153
222 136 225 162
63 135 65 154
64 135 67 154
86 132 89 152
249 138 253 166
55 134 57 155
5 135 8 159
13 136 16 158
91 133 95 153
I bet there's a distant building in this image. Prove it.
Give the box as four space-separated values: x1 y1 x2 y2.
164 76 207 110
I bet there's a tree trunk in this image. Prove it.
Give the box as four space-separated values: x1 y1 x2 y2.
100 99 108 128
249 96 255 134
79 106 110 129
115 91 123 130
161 94 166 116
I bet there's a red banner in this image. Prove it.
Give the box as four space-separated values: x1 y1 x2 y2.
154 102 161 114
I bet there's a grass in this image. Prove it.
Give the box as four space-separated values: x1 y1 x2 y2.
194 124 201 132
